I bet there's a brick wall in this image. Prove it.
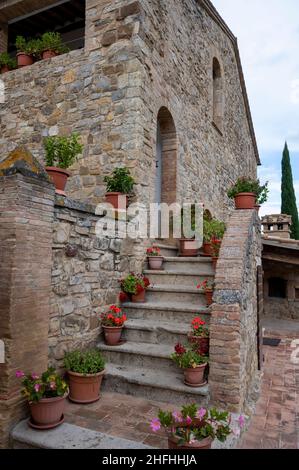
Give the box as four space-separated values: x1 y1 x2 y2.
209 209 262 413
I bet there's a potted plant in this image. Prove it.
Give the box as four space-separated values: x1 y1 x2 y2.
44 133 83 196
178 205 199 257
15 36 40 67
104 167 135 209
188 317 209 355
202 219 213 256
15 368 68 429
202 218 225 256
101 305 127 346
211 238 221 270
0 52 16 74
171 344 208 387
120 273 150 303
150 403 242 450
197 280 214 306
147 245 164 270
64 349 106 404
227 177 268 210
41 32 69 60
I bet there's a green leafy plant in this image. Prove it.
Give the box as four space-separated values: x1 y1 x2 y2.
64 350 105 375
0 52 16 69
227 177 268 202
120 273 150 295
171 344 208 369
203 218 226 243
15 36 42 58
256 181 269 205
15 35 27 53
41 32 69 54
16 368 68 403
44 133 83 169
104 167 135 194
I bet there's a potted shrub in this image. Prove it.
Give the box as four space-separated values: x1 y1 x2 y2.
41 32 69 60
147 245 164 270
171 344 208 387
202 219 213 256
15 368 68 429
150 403 242 450
120 273 150 303
64 349 106 404
178 205 199 257
202 218 225 256
104 167 135 209
44 133 83 196
188 317 209 355
101 305 127 346
15 36 40 67
227 177 268 210
0 52 16 74
197 279 214 307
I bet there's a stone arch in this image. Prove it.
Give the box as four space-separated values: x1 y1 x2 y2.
212 57 224 132
156 107 177 205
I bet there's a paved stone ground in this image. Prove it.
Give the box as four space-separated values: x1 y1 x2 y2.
239 324 299 449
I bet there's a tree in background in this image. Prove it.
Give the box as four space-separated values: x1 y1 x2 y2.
281 142 299 240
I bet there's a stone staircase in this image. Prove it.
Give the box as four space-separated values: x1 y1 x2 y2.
98 243 215 405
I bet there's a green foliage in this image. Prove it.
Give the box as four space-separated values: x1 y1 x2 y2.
120 273 149 295
227 177 268 204
203 217 226 242
44 133 83 169
15 35 27 53
256 181 269 205
171 348 208 369
64 350 105 375
104 167 135 194
41 32 70 54
281 143 299 240
15 36 41 57
0 52 16 69
18 368 68 403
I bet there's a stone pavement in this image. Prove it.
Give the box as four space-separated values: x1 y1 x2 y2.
239 323 299 449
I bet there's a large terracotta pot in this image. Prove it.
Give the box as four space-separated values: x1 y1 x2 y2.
42 50 59 60
202 242 213 256
132 290 146 303
234 193 256 210
103 326 123 346
29 394 67 429
68 370 105 404
0 65 10 74
17 52 34 67
184 364 207 387
168 435 213 450
105 192 128 210
188 335 210 356
45 166 70 196
148 256 164 270
179 239 199 257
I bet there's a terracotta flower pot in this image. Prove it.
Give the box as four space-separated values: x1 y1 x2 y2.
0 65 10 74
148 256 164 270
17 52 34 67
105 192 128 210
42 50 59 60
68 370 105 404
103 326 123 346
234 192 256 210
205 290 213 306
179 239 199 257
184 364 207 387
45 166 71 196
168 435 213 450
202 242 213 256
29 394 67 429
132 290 146 303
188 335 210 356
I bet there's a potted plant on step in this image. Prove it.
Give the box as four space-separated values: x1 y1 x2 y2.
197 280 214 306
15 36 40 67
44 133 83 196
188 317 210 355
120 273 150 303
101 305 127 346
150 403 241 450
171 344 208 387
64 349 106 404
16 368 68 429
41 32 69 59
227 177 268 210
178 205 200 257
0 52 16 74
147 245 164 270
211 238 221 270
104 167 135 209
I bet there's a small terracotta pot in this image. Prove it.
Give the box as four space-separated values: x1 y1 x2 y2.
212 257 218 270
0 65 10 74
148 256 164 270
17 52 34 67
202 242 213 256
45 166 70 196
42 50 59 60
234 192 256 210
188 335 210 356
179 239 199 257
184 364 207 387
103 326 123 346
29 394 67 428
168 435 213 450
105 192 127 210
68 370 105 404
205 290 213 306
132 290 146 303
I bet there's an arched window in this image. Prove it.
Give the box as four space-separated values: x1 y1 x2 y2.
212 58 224 132
268 278 287 299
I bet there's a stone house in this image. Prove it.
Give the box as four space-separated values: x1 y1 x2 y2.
0 0 262 448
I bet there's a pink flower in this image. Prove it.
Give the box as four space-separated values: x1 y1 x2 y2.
150 418 161 432
196 408 207 420
34 384 41 392
238 415 246 428
31 373 39 380
172 411 183 423
49 381 56 390
186 416 192 426
15 370 25 378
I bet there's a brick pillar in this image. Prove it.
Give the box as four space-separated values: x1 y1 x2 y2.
0 148 54 448
0 24 8 53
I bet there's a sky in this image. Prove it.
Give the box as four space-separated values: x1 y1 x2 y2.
212 0 299 216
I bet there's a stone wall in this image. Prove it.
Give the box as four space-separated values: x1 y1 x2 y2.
209 210 262 413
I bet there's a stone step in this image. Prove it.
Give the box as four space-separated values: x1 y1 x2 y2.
123 318 189 344
144 270 214 287
102 363 209 406
122 301 211 323
146 285 207 307
146 259 214 275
